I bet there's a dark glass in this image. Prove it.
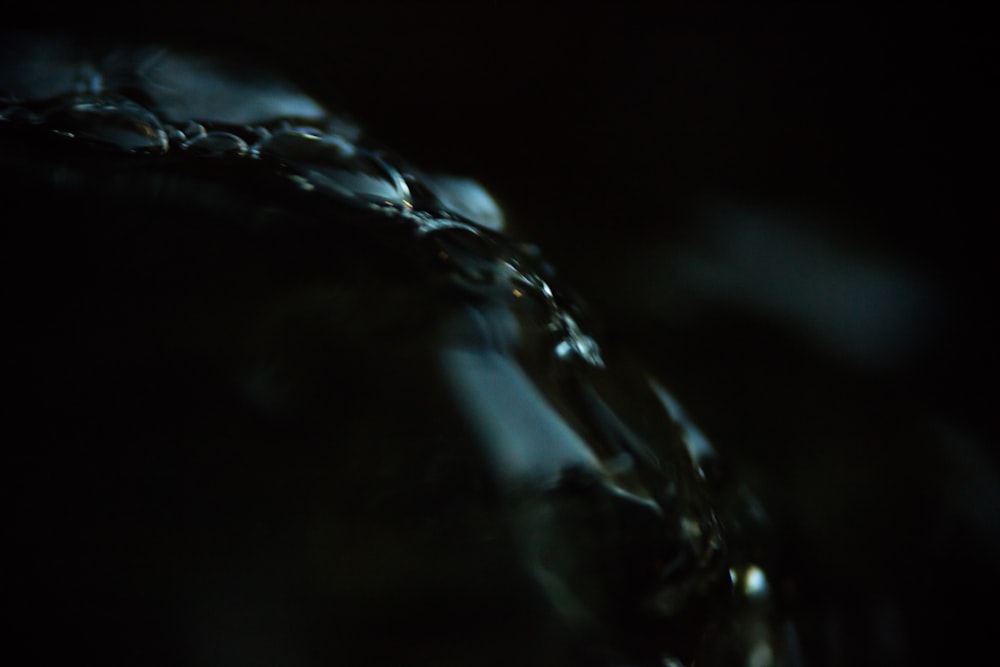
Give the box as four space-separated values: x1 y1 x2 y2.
0 35 789 667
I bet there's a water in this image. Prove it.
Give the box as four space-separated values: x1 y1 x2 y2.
1 35 795 666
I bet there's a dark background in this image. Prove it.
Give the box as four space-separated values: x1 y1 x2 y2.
8 2 997 665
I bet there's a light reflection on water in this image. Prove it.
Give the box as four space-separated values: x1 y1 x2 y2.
5 30 995 667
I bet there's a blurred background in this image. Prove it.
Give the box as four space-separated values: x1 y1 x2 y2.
8 2 997 665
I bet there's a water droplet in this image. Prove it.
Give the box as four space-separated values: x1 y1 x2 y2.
182 121 206 138
257 128 404 203
43 95 167 153
427 174 505 231
181 131 249 157
259 127 355 161
163 124 186 145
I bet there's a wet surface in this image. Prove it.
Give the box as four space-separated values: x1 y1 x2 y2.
0 35 796 667
3 11 998 667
